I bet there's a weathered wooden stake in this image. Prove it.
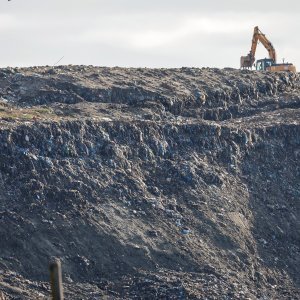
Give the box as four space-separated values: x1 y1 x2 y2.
49 258 64 300
0 291 7 300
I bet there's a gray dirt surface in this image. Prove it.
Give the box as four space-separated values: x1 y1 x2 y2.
0 66 299 299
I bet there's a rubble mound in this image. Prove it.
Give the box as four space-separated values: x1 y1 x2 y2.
0 66 299 299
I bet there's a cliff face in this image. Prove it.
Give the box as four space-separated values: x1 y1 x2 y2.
0 66 299 299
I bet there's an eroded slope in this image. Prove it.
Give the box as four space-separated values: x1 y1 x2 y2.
0 66 299 299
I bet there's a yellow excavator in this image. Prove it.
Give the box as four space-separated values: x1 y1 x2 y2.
241 26 296 72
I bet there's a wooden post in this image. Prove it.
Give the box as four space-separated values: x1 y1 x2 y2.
49 258 64 300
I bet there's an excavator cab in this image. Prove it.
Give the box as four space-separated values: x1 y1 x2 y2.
255 59 273 71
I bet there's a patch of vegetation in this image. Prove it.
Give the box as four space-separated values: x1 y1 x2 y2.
0 103 58 121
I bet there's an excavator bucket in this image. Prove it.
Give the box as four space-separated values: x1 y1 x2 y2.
241 54 253 69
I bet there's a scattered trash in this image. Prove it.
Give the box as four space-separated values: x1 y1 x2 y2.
181 227 190 235
0 66 299 299
175 219 182 227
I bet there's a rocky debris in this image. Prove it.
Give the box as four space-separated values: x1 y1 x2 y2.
0 66 299 299
1 66 299 122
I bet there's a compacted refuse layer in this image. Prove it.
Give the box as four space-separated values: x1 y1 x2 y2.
0 66 299 299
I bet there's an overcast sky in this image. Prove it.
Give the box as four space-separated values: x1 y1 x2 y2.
0 0 299 68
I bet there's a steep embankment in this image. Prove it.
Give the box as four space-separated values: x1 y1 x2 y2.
0 67 299 299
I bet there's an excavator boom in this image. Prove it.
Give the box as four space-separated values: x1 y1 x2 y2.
252 26 277 63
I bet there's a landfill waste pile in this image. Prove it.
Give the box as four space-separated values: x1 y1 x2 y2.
0 66 299 299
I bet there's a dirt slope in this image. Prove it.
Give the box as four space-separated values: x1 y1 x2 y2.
0 66 299 299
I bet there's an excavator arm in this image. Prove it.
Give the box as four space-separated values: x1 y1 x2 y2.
241 26 277 68
252 26 277 63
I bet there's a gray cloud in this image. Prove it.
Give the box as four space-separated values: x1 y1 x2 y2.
2 0 299 14
0 1 299 69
